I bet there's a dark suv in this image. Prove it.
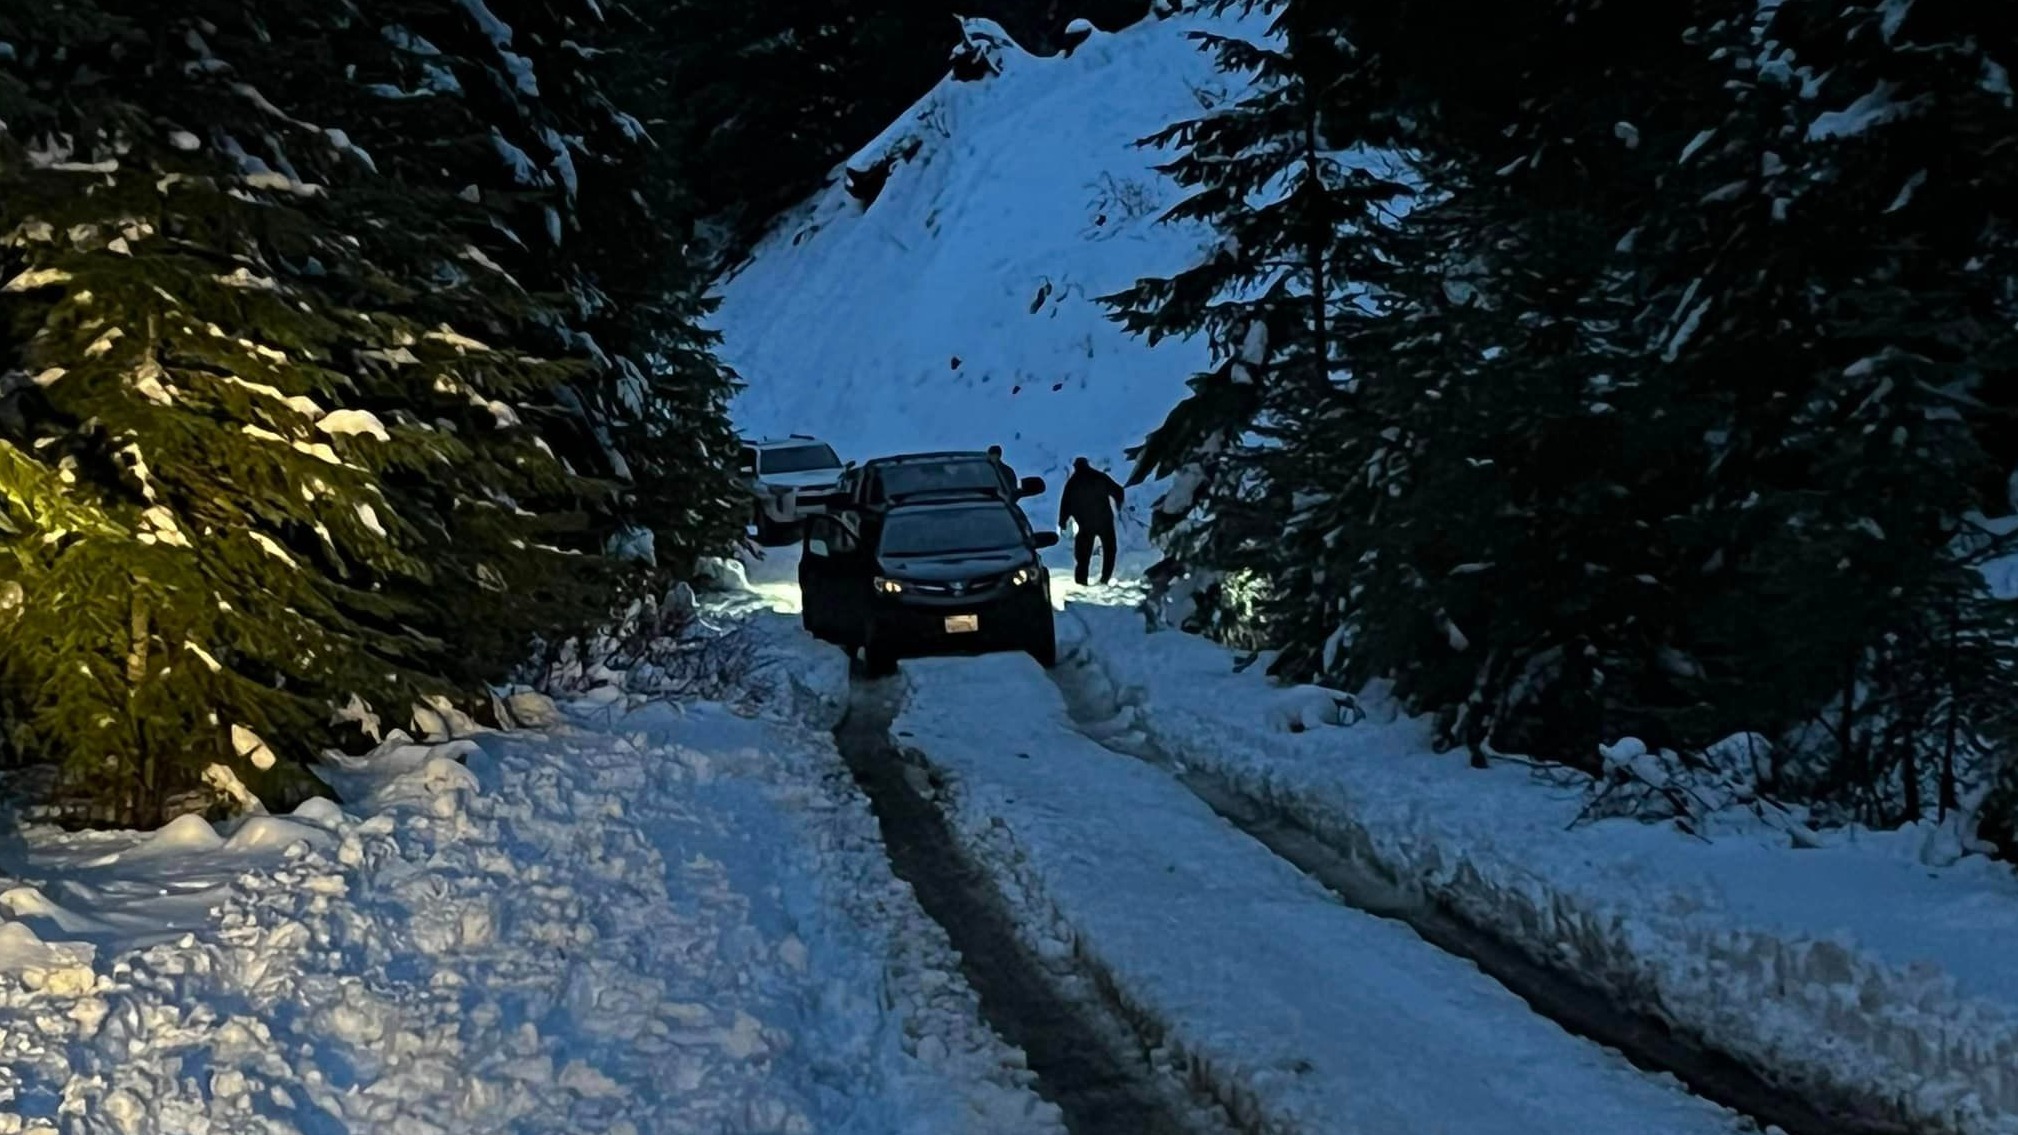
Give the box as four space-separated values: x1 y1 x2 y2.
799 489 1060 673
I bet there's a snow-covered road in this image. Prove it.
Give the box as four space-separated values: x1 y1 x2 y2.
698 555 2013 1132
886 652 1749 1135
24 554 2004 1133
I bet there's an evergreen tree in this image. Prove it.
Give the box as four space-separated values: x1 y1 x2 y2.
0 0 740 823
1305 0 1744 762
1126 0 2018 848
1103 0 1413 642
643 0 962 256
1286 0 2018 797
2 0 471 821
254 0 742 664
1641 0 2018 823
245 0 637 682
572 0 745 574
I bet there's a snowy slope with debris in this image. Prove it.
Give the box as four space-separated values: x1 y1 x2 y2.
0 616 1059 1134
1061 602 2018 1135
892 653 1747 1135
713 12 1258 571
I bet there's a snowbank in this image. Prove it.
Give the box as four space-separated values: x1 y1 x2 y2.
0 615 1058 1134
714 8 1267 575
1062 602 2018 1135
894 654 1745 1135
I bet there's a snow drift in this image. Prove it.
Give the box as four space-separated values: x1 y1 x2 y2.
0 614 1059 1134
713 12 1261 572
1061 602 2018 1135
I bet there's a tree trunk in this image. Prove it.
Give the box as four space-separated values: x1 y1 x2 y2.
1302 78 1328 394
126 584 160 828
1833 654 1860 809
1899 708 1922 823
1939 594 1961 816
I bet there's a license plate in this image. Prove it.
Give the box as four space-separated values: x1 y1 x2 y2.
944 614 980 634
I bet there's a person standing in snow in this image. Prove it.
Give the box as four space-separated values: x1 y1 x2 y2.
987 444 1017 494
1059 456 1125 586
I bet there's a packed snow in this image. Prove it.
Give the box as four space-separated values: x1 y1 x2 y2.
711 7 2018 1125
1060 601 2018 1135
0 614 1059 1134
890 652 1747 1135
713 9 1268 575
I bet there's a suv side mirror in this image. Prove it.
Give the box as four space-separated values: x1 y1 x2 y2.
1033 531 1060 549
1017 475 1046 499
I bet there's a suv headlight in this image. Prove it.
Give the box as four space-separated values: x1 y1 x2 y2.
1009 566 1038 588
873 576 906 595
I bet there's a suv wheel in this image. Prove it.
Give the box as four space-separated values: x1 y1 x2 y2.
862 625 899 677
1025 617 1058 669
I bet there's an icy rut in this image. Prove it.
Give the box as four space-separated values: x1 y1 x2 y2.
893 653 1749 1135
836 680 1238 1135
0 686 1057 1133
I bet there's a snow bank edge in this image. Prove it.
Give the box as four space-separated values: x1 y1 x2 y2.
1064 606 2018 1135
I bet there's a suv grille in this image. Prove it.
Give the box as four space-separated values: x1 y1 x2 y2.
908 573 1002 596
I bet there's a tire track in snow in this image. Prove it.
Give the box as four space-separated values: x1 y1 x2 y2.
1047 615 1910 1135
836 675 1241 1135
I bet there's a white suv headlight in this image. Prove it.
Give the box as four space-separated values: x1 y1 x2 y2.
1009 566 1038 588
873 576 906 595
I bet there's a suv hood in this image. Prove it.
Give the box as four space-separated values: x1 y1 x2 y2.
879 550 1027 582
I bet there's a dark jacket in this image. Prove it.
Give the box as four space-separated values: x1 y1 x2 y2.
1059 466 1124 530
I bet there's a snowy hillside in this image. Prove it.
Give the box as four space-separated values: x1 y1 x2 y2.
713 12 1258 569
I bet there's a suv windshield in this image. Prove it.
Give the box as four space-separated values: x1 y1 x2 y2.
876 458 1007 499
880 505 1027 557
761 444 840 475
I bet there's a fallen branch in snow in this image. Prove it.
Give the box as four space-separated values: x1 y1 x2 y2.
526 581 761 708
1082 172 1163 239
1570 736 1834 848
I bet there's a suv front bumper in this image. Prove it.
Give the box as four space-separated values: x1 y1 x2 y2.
868 584 1051 656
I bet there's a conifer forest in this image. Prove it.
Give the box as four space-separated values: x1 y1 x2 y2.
4 0 2018 853
6 3 2018 1132
0 0 1020 823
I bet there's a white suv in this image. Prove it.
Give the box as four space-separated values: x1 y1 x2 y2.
739 435 846 544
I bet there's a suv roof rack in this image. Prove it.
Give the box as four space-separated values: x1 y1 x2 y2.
744 434 829 448
865 450 990 465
